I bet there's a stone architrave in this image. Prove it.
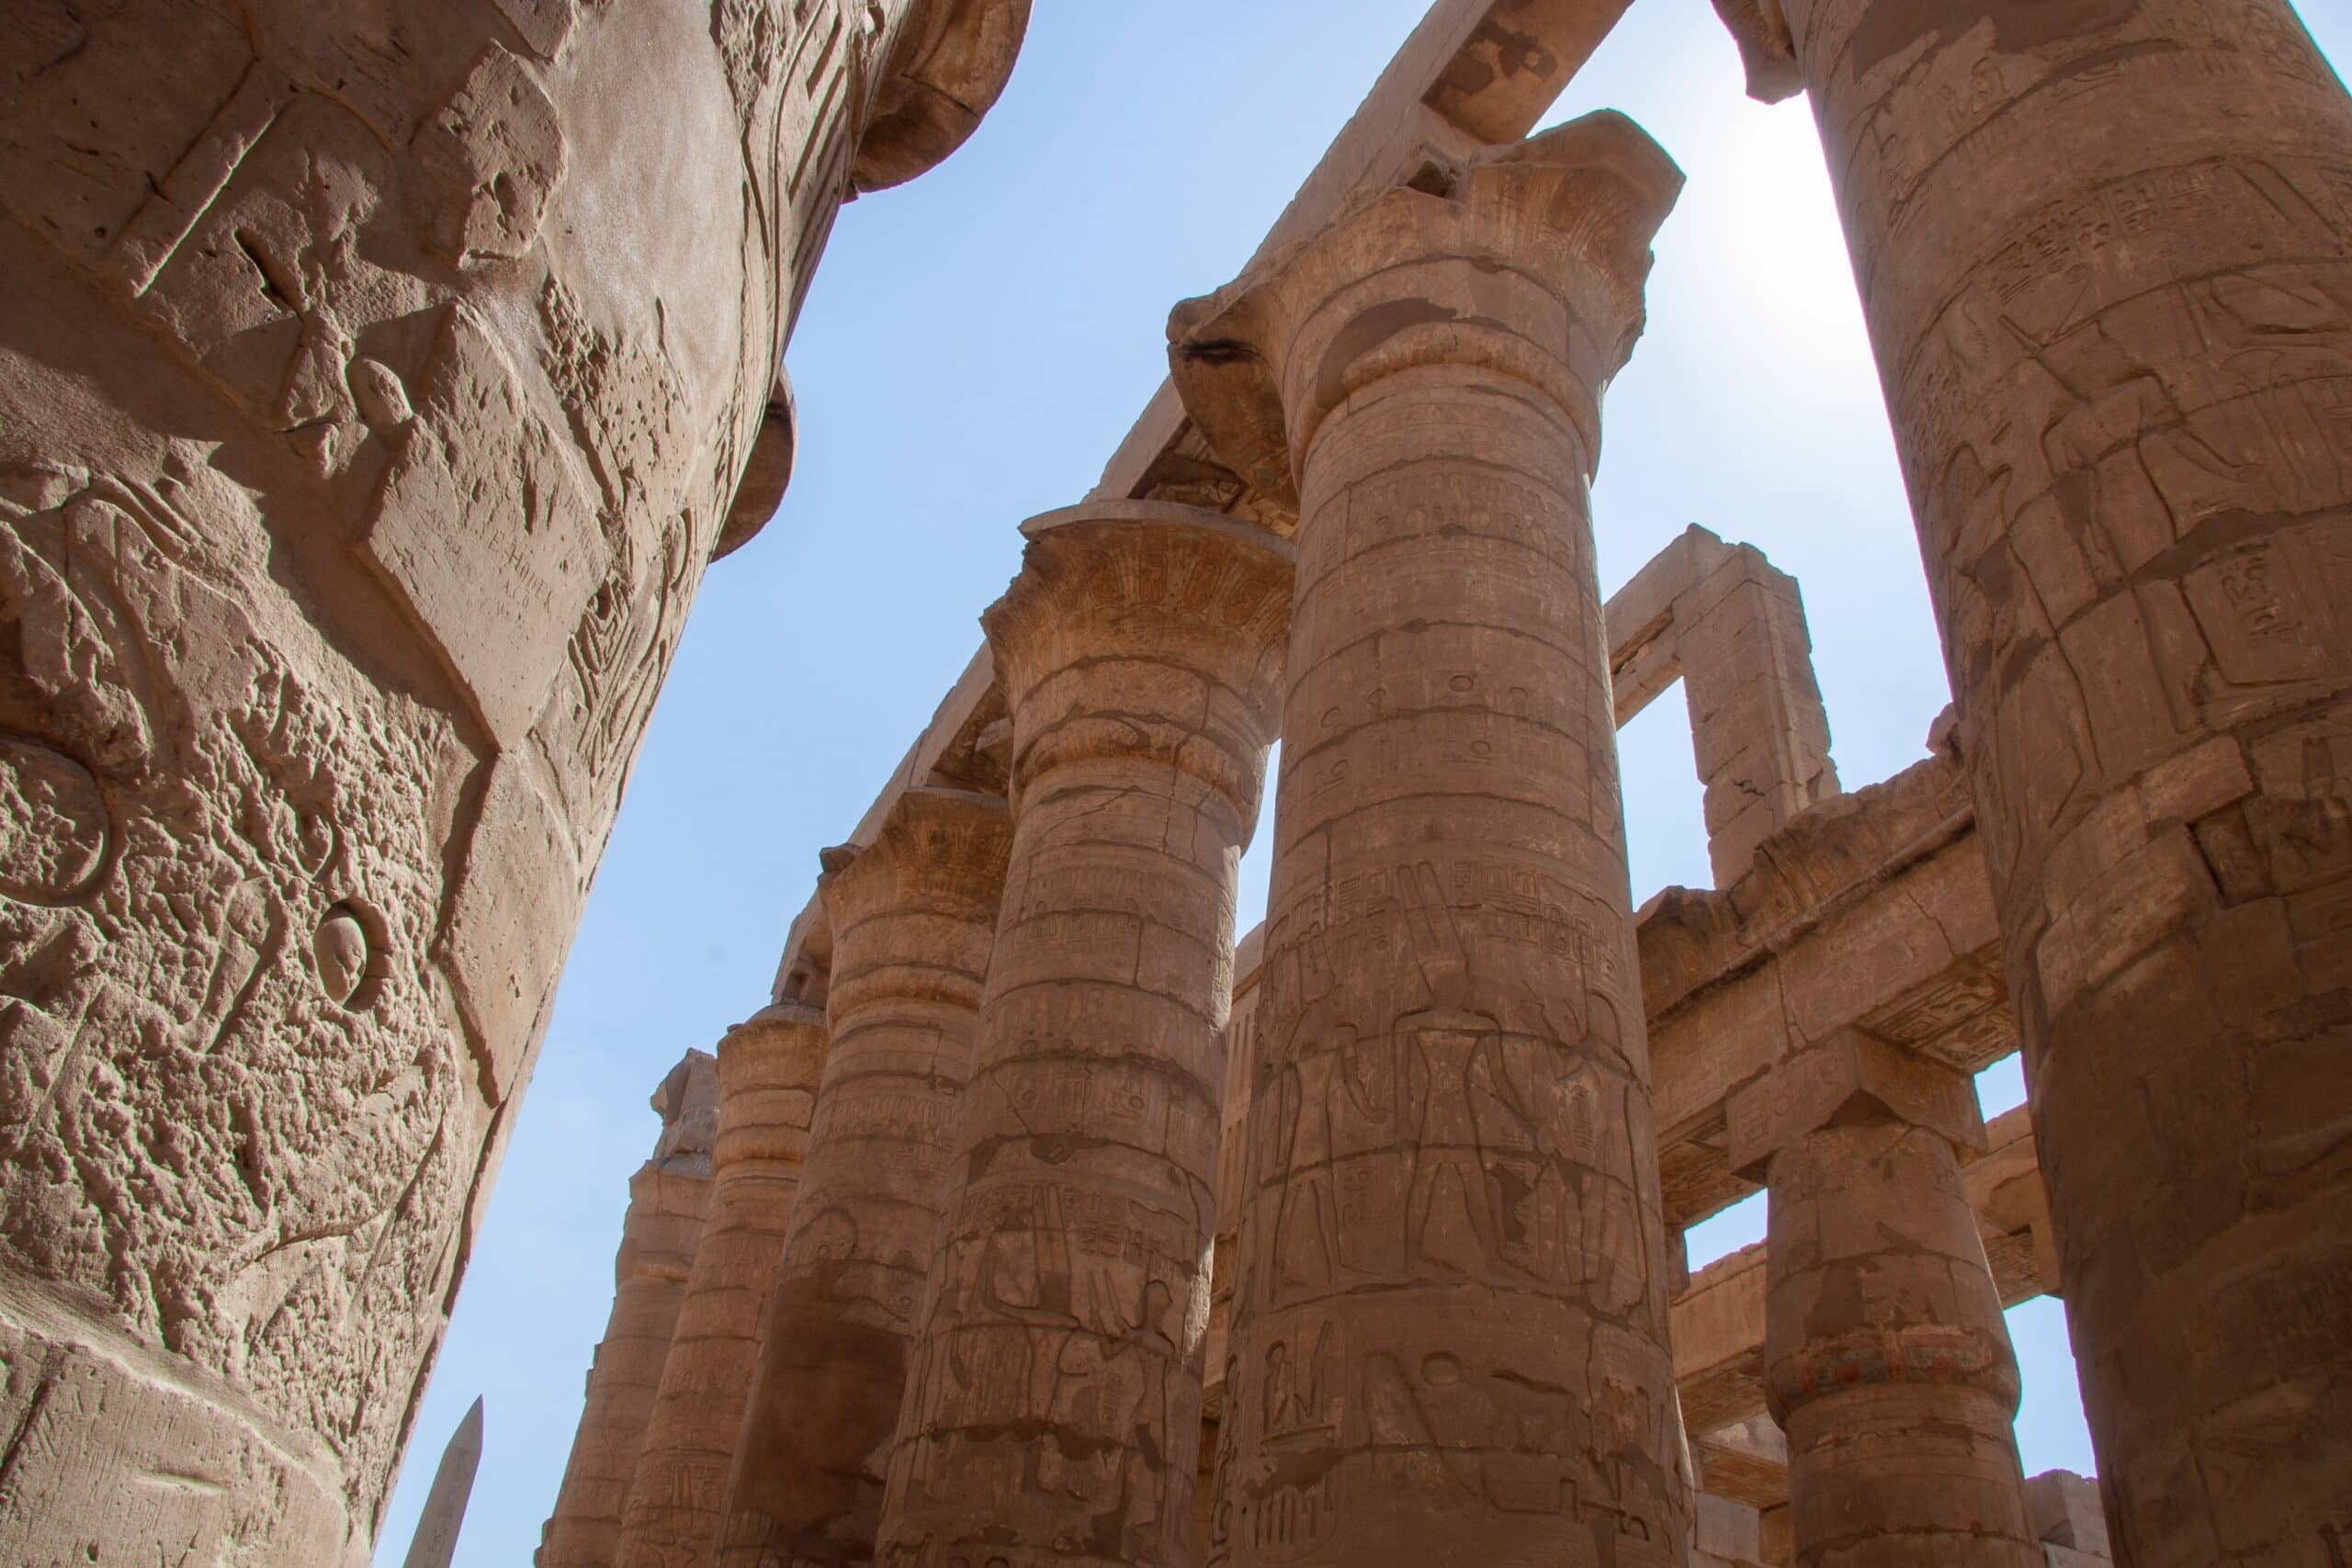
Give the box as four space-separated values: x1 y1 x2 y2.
1729 1035 2037 1568
713 787 1012 1568
1167 114 1691 1566
0 2 1025 1559
616 1003 828 1568
541 1055 720 1568
1708 0 2352 1551
874 502 1292 1567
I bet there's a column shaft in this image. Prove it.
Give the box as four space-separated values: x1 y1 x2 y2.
1713 2 2352 1554
714 789 1011 1568
617 1006 827 1568
1764 1120 2036 1568
1170 116 1690 1568
876 504 1289 1567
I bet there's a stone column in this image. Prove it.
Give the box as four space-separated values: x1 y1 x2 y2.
0 2 1024 1558
541 1055 720 1568
1167 114 1691 1567
616 1003 828 1568
875 502 1291 1567
1709 1 2352 1553
1729 1033 2035 1568
714 786 1012 1568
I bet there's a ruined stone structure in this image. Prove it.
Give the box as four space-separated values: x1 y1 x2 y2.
616 1003 826 1568
543 1054 720 1568
0 0 1027 1561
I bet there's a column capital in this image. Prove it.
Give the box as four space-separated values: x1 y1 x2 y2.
1709 0 1804 103
1166 110 1681 512
714 1002 827 1171
1725 1030 1987 1179
981 500 1292 811
818 784 1013 934
854 0 1035 192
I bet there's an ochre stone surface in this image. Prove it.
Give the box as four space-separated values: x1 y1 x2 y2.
715 786 1012 1568
875 502 1291 1566
542 1055 719 1568
0 1 1026 1560
1710 0 2352 1554
1741 1042 2036 1568
1168 113 1690 1567
616 1003 828 1568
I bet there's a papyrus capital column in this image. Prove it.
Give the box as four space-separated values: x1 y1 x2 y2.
540 1054 719 1568
1706 1 2352 1553
616 1003 828 1568
876 502 1291 1568
1729 1034 2035 1568
714 787 1011 1568
1169 114 1691 1568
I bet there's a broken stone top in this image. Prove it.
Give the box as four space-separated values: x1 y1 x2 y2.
817 784 1014 936
854 0 1036 192
1167 109 1683 512
649 1050 721 1175
981 501 1294 811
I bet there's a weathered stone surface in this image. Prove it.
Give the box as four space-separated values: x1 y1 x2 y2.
715 787 1012 1568
541 1055 718 1568
1170 113 1689 1567
2022 1470 2111 1562
1711 0 2352 1552
876 502 1291 1567
0 1 1028 1560
616 1003 827 1568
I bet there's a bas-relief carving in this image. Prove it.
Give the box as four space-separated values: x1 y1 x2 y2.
0 0 1032 1555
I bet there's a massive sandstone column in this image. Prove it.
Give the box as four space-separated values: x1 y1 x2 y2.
716 786 1012 1567
542 1054 721 1568
1729 1035 2036 1568
1708 2 2352 1555
0 1 1025 1560
617 1003 828 1568
1168 115 1692 1567
876 502 1292 1567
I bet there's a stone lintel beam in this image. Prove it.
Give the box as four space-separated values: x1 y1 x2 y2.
876 502 1290 1568
1639 740 2011 1226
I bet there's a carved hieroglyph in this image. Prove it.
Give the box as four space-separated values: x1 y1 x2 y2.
715 787 1012 1568
1709 0 2352 1553
1732 1036 2037 1568
616 1004 827 1568
0 0 1023 1560
1168 114 1691 1566
542 1055 720 1568
876 502 1292 1567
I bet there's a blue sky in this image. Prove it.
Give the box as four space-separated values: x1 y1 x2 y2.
377 5 2352 1560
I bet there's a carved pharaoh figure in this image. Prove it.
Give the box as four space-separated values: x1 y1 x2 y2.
0 1 1027 1561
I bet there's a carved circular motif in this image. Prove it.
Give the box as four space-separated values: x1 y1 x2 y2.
0 736 111 904
313 904 373 1010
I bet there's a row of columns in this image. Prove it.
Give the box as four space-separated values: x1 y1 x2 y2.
555 7 2352 1554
